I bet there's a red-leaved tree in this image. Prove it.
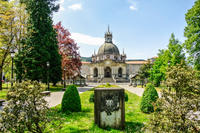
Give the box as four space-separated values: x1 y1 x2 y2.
54 22 82 80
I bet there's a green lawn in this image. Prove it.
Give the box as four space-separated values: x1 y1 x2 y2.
0 89 8 100
0 82 81 100
47 90 150 133
0 83 11 99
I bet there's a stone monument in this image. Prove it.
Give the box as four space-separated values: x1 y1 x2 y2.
94 88 125 129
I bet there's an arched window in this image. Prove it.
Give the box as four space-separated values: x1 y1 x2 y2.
94 68 98 77
118 68 122 77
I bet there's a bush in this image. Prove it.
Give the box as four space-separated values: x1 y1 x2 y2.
0 81 49 133
140 83 158 113
61 85 81 112
89 92 128 102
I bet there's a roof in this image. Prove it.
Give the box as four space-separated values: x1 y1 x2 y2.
126 59 145 61
82 61 147 65
82 61 91 64
126 60 147 65
151 56 158 59
98 43 120 55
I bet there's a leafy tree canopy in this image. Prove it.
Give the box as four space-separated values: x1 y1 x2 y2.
150 33 185 86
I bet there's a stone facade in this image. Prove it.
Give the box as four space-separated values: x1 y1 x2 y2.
80 27 153 83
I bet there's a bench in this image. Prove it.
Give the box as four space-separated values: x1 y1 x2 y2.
41 91 51 96
0 99 5 106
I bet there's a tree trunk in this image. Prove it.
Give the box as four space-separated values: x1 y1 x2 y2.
142 80 144 88
0 67 2 90
53 82 56 86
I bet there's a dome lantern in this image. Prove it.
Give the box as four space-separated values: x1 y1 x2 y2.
105 25 112 43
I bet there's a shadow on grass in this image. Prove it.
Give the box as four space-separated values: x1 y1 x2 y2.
82 107 92 112
49 107 92 121
88 88 94 91
125 121 144 133
64 127 89 133
49 86 63 92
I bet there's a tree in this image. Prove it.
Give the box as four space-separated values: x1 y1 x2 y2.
54 22 82 81
0 0 27 90
0 81 49 132
184 0 200 71
138 60 152 87
150 33 185 87
15 0 62 85
147 64 200 132
0 0 14 90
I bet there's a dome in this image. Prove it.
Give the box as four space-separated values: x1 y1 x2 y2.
98 42 120 55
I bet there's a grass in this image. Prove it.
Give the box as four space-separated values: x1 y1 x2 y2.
43 84 80 92
47 90 150 133
0 83 10 99
89 83 120 91
95 83 119 88
135 85 162 92
0 89 8 100
0 83 80 100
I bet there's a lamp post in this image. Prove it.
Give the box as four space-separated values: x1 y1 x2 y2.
168 61 170 66
64 67 66 89
194 51 200 64
10 48 15 87
47 61 50 91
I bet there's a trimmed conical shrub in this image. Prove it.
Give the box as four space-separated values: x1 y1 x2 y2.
140 83 158 113
61 85 81 112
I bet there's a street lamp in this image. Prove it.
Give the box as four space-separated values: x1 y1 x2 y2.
64 67 66 89
47 61 50 91
168 61 170 66
10 48 15 87
194 51 200 64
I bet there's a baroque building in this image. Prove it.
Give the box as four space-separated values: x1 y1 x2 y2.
81 27 153 83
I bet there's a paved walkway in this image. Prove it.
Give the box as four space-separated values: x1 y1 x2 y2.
118 84 162 97
45 86 95 107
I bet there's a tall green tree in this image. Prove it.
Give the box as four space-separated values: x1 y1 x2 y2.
184 0 200 71
138 60 152 87
15 0 61 85
150 33 185 86
0 0 27 90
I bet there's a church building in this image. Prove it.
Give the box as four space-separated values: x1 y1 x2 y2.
81 27 153 83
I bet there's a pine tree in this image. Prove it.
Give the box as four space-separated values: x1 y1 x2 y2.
184 0 200 71
15 0 61 84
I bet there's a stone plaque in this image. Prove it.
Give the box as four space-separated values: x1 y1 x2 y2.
94 88 125 129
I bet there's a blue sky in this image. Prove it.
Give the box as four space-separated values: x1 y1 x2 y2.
53 0 196 59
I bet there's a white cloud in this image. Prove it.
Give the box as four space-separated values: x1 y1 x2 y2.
68 3 82 11
71 33 104 46
57 0 65 12
128 0 138 11
129 5 137 11
59 0 64 4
